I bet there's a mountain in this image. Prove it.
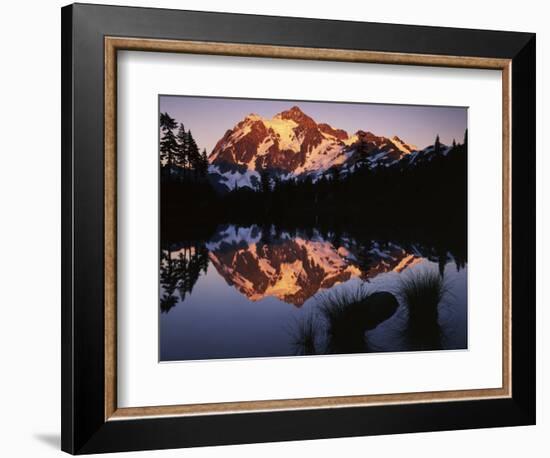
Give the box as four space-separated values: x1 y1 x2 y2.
208 106 424 191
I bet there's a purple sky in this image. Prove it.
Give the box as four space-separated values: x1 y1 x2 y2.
160 95 467 153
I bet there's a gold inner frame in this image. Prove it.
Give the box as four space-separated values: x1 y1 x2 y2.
104 37 512 421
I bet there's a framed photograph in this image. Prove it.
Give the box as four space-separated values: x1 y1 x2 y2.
61 3 536 454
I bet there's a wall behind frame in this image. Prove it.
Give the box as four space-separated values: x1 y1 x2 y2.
0 1 544 457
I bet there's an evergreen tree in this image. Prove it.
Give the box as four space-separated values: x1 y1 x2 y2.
186 130 200 175
331 166 341 182
176 123 188 170
159 243 210 313
434 134 441 155
272 175 282 193
452 138 457 148
160 112 178 168
199 148 209 177
260 169 272 194
463 128 468 150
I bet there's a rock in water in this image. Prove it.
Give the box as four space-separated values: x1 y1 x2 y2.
362 292 399 330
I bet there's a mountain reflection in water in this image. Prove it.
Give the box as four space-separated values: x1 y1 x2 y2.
160 224 467 361
206 225 425 306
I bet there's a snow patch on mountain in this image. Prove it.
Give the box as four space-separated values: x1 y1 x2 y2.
262 116 300 152
293 138 348 175
208 164 259 190
205 224 263 251
390 136 417 154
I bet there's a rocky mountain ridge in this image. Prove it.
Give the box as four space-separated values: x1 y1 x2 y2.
206 105 453 192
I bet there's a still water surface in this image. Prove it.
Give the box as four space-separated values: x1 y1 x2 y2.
160 224 467 361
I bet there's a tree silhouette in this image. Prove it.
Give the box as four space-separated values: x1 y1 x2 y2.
176 123 188 171
330 165 341 183
160 243 210 313
160 112 178 168
159 248 179 312
260 169 271 194
187 131 199 167
199 148 209 177
434 134 441 155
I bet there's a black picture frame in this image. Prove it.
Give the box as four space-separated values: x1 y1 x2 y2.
61 3 535 454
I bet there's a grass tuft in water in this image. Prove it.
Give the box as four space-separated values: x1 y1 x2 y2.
289 286 399 356
288 313 319 356
399 269 448 350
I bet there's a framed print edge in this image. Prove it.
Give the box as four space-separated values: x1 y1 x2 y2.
104 36 512 420
61 3 536 454
61 4 74 453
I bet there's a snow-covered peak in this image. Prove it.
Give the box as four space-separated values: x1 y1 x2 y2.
274 105 309 122
209 107 349 175
207 105 435 191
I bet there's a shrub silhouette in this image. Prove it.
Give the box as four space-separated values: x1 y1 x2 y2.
399 269 448 350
